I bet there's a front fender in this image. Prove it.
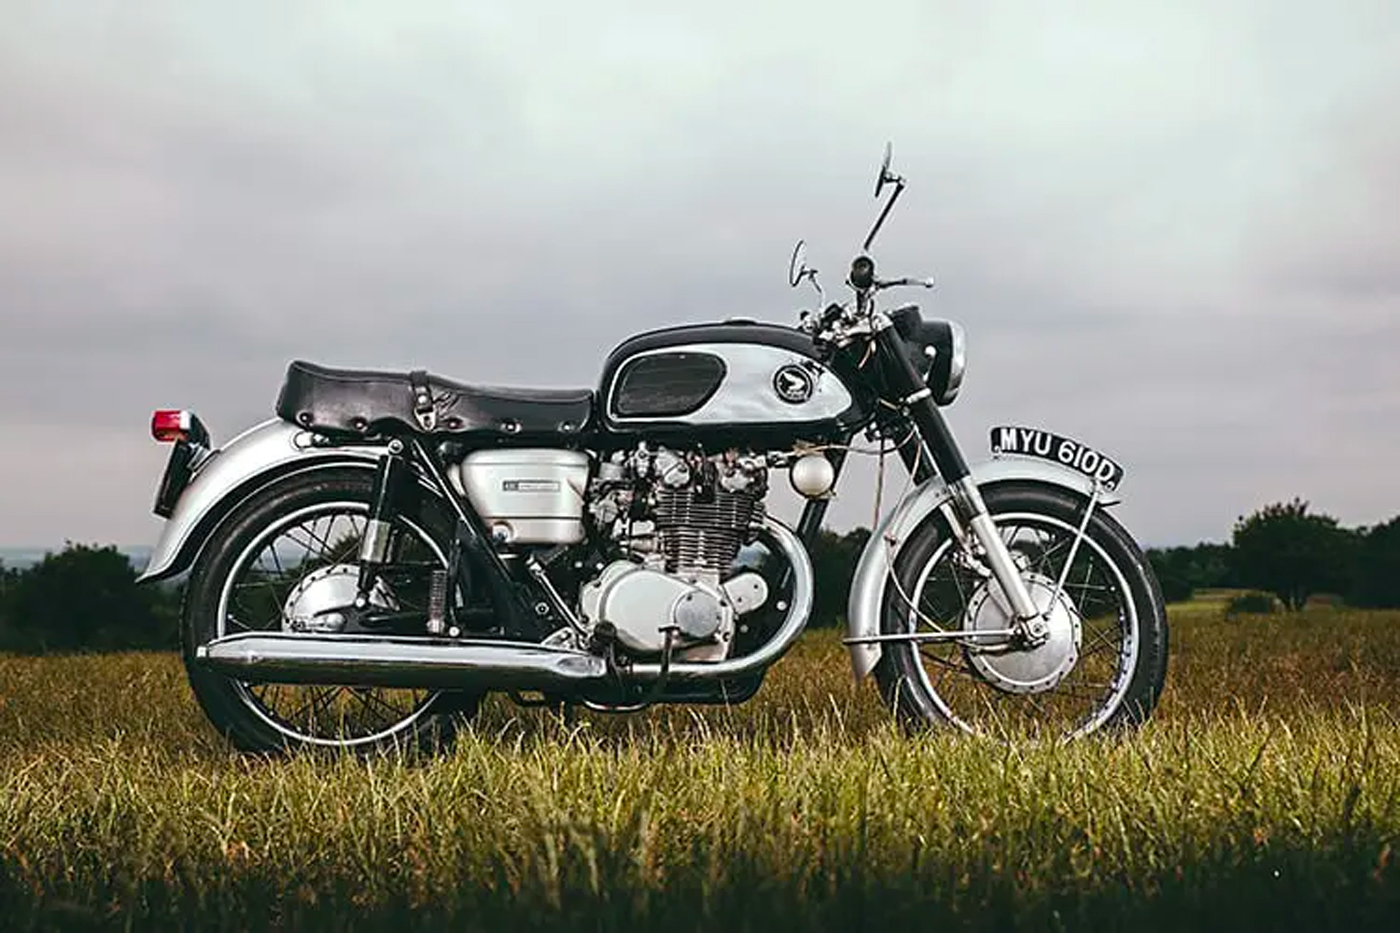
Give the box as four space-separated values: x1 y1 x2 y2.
845 456 1122 680
138 420 384 583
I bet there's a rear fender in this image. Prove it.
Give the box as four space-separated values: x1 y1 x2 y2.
845 456 1122 680
138 420 385 583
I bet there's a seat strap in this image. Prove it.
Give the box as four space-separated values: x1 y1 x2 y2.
408 370 437 432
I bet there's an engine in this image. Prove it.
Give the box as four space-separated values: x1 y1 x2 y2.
450 442 778 662
581 444 772 661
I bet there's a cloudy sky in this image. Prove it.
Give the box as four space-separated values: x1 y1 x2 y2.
1 0 1396 549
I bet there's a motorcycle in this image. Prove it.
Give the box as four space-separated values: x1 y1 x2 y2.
141 145 1168 752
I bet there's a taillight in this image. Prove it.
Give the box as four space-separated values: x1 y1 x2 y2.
151 409 209 446
151 410 191 442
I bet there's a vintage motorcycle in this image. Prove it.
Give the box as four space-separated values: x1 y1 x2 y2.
141 146 1168 752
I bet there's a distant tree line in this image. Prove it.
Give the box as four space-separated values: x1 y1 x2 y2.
1 498 1394 653
0 545 182 653
1148 499 1400 611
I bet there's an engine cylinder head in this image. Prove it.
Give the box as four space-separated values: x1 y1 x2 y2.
653 486 761 579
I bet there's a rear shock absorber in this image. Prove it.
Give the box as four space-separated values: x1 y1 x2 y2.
357 441 406 607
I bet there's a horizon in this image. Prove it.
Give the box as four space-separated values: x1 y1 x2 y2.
6 493 1395 564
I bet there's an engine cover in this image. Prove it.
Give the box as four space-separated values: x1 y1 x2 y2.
451 449 589 545
579 561 769 661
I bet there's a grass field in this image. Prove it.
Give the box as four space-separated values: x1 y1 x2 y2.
4 599 1400 930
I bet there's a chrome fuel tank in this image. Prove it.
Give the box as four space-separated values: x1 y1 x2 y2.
597 322 869 443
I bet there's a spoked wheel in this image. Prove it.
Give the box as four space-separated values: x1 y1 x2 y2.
875 482 1168 740
181 469 478 754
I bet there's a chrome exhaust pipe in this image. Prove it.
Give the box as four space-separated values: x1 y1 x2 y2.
196 517 812 693
196 633 608 690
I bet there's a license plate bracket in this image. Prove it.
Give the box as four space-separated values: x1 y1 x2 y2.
153 441 199 518
989 425 1124 491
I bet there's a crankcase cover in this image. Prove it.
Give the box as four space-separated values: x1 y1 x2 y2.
580 562 722 654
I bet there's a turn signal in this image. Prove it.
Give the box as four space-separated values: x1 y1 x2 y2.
151 409 193 443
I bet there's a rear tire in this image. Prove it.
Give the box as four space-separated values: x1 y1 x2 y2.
873 482 1168 739
181 468 480 755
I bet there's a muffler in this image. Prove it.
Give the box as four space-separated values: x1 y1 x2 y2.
195 632 608 690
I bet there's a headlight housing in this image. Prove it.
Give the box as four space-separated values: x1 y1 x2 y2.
889 306 967 406
937 321 966 405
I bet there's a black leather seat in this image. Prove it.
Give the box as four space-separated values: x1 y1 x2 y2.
275 360 594 438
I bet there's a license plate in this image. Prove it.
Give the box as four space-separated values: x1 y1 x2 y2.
989 426 1124 491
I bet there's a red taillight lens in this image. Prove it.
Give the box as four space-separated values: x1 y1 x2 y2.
151 409 191 443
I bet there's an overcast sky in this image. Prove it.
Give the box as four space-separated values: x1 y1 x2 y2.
1 0 1396 549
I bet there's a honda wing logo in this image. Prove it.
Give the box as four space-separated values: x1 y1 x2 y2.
772 364 816 404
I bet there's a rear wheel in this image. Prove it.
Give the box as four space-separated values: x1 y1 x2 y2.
874 482 1168 740
181 468 479 754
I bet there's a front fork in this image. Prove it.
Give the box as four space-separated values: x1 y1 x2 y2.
894 437 1048 641
947 478 1051 641
872 322 1049 642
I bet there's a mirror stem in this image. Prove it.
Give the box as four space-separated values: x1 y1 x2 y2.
862 181 905 251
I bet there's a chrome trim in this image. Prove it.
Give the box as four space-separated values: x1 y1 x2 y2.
605 343 853 426
949 474 1042 621
843 628 1016 645
139 420 385 582
628 515 813 681
845 457 1121 680
359 518 393 564
967 512 1041 619
903 386 933 404
196 633 608 690
938 321 966 404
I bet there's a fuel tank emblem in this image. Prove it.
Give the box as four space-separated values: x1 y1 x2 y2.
773 364 815 404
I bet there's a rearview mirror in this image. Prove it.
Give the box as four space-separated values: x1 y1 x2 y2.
874 142 901 198
788 239 810 288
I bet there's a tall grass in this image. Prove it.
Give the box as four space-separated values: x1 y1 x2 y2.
3 604 1400 930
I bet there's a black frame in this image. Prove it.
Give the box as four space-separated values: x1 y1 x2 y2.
334 427 858 708
314 307 969 708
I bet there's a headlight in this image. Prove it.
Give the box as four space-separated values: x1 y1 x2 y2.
889 306 967 406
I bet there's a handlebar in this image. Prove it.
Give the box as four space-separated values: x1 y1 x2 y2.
875 276 936 290
799 263 936 344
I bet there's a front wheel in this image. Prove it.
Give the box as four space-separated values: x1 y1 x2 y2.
874 482 1168 740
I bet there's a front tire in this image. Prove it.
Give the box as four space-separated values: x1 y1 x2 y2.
874 482 1168 739
181 468 478 754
